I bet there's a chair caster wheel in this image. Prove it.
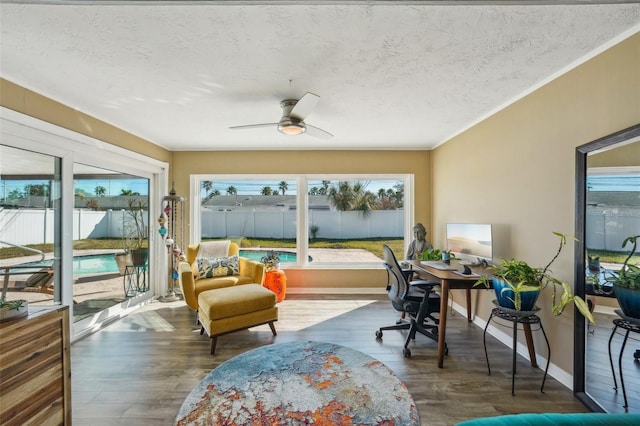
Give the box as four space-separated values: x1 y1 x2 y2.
403 348 411 358
375 330 383 340
445 343 449 356
634 349 640 360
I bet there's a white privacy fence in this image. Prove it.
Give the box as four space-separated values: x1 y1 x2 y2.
200 209 405 239
586 208 640 252
0 209 150 246
0 208 404 245
2 207 638 249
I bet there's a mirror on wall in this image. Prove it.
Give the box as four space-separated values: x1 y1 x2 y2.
574 124 640 414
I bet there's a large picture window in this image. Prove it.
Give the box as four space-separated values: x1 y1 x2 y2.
194 175 411 266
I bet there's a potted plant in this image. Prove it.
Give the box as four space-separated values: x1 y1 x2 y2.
124 197 148 266
260 250 280 271
0 298 28 322
475 232 594 323
604 235 640 319
418 248 455 262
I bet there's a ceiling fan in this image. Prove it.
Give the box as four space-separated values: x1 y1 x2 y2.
230 92 333 139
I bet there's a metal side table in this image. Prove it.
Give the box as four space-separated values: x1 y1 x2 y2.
608 309 640 410
483 302 550 396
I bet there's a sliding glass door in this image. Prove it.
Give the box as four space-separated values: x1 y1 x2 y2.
1 107 168 340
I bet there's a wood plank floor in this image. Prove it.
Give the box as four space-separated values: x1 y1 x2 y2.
71 294 588 425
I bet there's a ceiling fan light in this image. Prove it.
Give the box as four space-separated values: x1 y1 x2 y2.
278 119 306 136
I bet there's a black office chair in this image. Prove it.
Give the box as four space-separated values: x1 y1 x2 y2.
375 244 443 358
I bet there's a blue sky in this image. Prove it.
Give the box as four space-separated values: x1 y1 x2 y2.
586 174 640 191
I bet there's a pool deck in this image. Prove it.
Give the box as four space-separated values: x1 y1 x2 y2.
1 247 381 317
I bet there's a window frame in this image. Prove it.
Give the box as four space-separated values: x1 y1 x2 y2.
1 106 169 340
191 173 415 268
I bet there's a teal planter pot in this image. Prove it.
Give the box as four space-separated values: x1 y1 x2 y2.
614 284 640 319
493 277 540 312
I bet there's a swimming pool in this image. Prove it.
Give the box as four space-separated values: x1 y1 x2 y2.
22 254 121 275
73 254 120 274
239 250 302 263
18 249 311 276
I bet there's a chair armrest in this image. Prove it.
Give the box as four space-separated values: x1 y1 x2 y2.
410 280 438 292
238 257 265 284
178 260 198 311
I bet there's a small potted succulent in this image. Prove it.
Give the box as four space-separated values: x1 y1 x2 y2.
0 298 28 322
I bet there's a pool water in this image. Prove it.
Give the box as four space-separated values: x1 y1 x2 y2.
239 250 300 263
73 254 119 275
20 249 309 276
22 254 120 275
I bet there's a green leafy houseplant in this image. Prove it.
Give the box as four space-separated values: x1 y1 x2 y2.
604 235 640 318
475 232 594 323
418 248 454 261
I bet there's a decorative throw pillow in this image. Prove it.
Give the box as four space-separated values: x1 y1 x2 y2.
197 255 240 278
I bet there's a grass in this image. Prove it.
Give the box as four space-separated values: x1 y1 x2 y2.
586 249 640 266
1 238 403 260
4 239 637 266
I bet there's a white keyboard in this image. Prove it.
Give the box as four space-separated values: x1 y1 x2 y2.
420 261 457 271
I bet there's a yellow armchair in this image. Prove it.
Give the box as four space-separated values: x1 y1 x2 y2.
177 241 265 311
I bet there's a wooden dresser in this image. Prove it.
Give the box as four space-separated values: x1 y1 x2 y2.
0 306 71 425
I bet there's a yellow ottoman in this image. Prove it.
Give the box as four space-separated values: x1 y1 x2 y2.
198 284 278 354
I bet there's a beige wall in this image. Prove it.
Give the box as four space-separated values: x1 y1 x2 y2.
430 33 640 374
172 150 432 289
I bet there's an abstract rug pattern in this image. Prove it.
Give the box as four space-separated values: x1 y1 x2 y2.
175 341 419 425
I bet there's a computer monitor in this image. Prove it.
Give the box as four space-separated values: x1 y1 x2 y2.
446 223 493 263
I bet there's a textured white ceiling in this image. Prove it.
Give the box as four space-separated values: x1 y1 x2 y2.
1 1 639 151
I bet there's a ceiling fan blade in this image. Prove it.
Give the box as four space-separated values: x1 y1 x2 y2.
290 92 320 120
229 123 278 130
305 124 333 139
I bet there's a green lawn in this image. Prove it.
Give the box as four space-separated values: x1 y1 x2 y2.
1 238 403 260
4 239 637 267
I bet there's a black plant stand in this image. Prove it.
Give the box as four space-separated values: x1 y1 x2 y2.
483 302 550 396
608 309 640 410
123 264 147 297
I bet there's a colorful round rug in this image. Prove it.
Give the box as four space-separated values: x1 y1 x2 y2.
175 341 419 425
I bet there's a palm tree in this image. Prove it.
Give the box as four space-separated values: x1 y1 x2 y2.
320 180 330 195
202 180 213 197
94 185 106 197
327 181 375 217
226 186 237 196
120 189 134 196
261 186 273 195
327 181 355 211
7 189 23 200
279 181 288 196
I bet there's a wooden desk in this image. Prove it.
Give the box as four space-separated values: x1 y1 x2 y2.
407 260 488 368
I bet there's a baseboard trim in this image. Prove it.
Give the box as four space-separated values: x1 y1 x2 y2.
286 287 386 295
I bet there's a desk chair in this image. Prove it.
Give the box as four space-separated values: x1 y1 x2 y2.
376 245 442 358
